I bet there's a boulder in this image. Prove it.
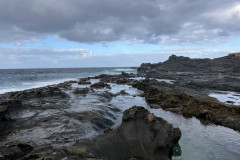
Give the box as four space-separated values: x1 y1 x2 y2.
115 90 129 96
78 79 91 85
149 104 161 109
90 82 111 89
0 105 8 113
0 141 33 160
73 87 89 94
82 106 181 160
0 106 181 160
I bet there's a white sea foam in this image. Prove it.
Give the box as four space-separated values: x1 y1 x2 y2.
113 68 136 72
0 78 76 94
153 78 174 84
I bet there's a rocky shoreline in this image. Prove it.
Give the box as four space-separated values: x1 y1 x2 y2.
136 54 240 131
0 72 182 160
0 106 181 160
132 79 240 131
0 54 240 159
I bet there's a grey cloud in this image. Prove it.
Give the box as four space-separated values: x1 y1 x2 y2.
0 0 240 44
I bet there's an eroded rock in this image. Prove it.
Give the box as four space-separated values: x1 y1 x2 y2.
0 106 181 160
73 87 89 94
133 81 240 131
81 106 181 160
90 82 111 89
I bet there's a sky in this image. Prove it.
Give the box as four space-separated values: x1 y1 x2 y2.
0 0 240 69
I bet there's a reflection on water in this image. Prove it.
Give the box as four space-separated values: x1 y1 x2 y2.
106 83 240 160
149 108 240 160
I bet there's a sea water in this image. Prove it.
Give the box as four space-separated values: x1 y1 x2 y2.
0 67 136 94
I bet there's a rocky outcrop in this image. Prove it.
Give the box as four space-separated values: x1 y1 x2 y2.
138 54 240 74
90 82 111 89
0 141 34 160
0 106 181 160
73 87 89 94
1 86 69 101
78 78 91 85
137 54 240 92
85 106 181 160
114 90 129 96
133 80 240 131
95 72 137 85
0 100 22 122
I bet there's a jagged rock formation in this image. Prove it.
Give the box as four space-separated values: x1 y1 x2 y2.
132 79 240 131
138 54 240 75
84 106 181 160
137 54 240 92
135 55 240 130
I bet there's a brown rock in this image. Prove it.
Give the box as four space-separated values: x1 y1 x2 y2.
0 105 8 112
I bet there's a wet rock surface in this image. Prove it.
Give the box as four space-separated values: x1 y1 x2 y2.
91 82 111 89
0 76 123 146
79 106 181 160
133 81 240 131
1 72 176 159
0 106 181 160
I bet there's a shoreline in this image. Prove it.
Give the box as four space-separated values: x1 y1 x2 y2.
1 72 240 129
0 59 240 159
0 67 137 95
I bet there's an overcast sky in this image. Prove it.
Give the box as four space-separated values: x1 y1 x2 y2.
0 0 240 68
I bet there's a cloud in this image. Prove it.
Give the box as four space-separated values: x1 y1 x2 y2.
0 48 96 68
0 47 238 69
0 0 240 44
201 3 240 32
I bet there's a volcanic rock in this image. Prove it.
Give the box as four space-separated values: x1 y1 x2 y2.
81 106 181 160
0 106 181 160
73 87 89 94
90 82 111 89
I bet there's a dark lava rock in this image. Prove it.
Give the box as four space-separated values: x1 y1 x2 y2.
78 79 91 85
0 106 181 160
0 141 33 160
57 80 77 88
138 54 240 74
0 105 9 113
73 87 89 94
94 73 137 84
82 106 181 160
2 86 69 101
137 54 240 92
133 81 240 131
98 91 114 102
0 100 22 121
149 104 161 109
115 90 130 96
90 82 111 89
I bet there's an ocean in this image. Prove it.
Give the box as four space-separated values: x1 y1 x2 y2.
0 67 136 94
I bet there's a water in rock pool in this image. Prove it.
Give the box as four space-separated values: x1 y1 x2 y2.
0 69 240 160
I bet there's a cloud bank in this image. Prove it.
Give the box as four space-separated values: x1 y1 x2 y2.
0 0 240 44
0 47 235 69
